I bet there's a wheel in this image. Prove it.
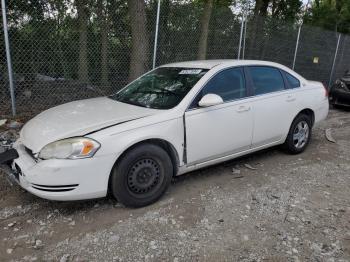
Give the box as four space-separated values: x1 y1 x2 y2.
283 114 312 154
110 143 173 207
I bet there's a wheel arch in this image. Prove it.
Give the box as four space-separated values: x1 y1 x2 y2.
282 108 315 144
295 108 315 126
107 138 180 194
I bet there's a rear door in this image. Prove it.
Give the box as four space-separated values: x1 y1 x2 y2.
185 67 254 164
246 66 299 147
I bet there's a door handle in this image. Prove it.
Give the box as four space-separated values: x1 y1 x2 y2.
236 105 251 113
286 95 296 102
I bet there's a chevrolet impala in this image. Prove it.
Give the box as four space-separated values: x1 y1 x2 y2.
0 60 329 207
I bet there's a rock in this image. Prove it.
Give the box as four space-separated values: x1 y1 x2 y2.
38 221 46 226
150 240 157 249
108 235 120 243
34 239 43 249
271 194 280 199
232 168 241 175
0 119 7 126
7 120 22 129
325 128 336 143
68 221 75 226
6 248 13 254
60 254 70 262
7 222 16 227
218 218 224 223
244 164 257 170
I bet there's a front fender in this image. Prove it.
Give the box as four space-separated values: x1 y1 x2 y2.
87 117 185 168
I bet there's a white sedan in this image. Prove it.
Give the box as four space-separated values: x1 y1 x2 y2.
0 60 329 207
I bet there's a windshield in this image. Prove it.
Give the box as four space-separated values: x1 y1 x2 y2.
109 67 209 109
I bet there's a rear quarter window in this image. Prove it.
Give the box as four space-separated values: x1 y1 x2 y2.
284 71 300 88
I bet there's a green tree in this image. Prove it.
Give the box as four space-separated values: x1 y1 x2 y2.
197 0 214 59
127 0 150 81
76 0 90 84
304 0 350 33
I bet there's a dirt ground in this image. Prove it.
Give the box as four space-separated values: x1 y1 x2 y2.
0 108 350 262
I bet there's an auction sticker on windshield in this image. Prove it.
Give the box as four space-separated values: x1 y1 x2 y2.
179 69 202 75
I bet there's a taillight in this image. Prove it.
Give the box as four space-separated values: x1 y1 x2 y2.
322 83 329 97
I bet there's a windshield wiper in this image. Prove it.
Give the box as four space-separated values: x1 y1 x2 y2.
119 99 148 108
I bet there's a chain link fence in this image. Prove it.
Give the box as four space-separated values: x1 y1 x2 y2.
1 1 350 117
333 34 350 81
244 15 299 67
0 11 11 116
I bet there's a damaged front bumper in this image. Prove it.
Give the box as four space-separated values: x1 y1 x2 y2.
0 140 114 201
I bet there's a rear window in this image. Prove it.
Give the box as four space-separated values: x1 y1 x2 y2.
249 66 285 95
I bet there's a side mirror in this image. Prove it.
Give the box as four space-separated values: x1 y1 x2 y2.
198 93 224 107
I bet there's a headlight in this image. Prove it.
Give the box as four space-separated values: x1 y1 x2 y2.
39 137 100 160
335 80 348 90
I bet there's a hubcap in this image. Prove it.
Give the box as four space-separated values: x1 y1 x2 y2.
127 158 160 194
293 120 309 149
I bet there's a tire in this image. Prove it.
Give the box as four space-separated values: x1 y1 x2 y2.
110 143 173 207
283 114 312 154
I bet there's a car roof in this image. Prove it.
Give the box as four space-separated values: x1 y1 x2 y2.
160 59 289 70
160 59 306 81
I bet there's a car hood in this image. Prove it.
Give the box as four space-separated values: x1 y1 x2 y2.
20 97 160 152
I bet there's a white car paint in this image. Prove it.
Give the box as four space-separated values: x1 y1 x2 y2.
20 97 161 153
11 60 329 201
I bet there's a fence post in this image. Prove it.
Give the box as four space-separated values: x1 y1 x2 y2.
152 0 161 69
329 33 341 87
242 18 247 59
237 15 245 60
1 0 16 116
292 25 301 70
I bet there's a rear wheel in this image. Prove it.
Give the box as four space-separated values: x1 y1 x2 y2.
110 143 173 207
283 114 312 154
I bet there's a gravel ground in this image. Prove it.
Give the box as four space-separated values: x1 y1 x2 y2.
0 108 350 262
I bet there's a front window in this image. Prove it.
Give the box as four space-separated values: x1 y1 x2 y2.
190 67 246 109
110 67 208 109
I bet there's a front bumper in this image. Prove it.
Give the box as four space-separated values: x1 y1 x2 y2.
0 141 116 201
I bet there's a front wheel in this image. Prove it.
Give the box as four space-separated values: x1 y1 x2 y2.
283 114 312 154
110 143 173 207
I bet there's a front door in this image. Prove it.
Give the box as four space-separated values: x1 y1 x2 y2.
185 67 254 164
